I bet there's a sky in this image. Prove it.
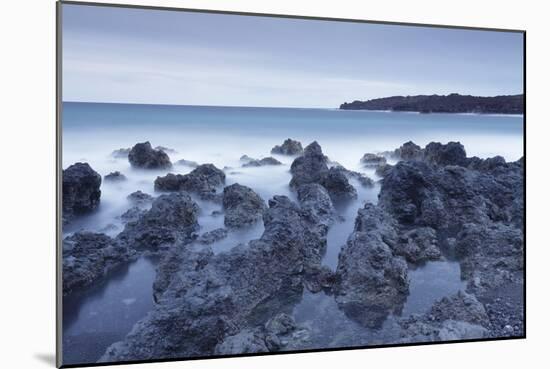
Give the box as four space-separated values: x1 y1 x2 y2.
62 4 524 108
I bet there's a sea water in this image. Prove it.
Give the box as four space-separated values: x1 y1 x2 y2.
61 102 523 363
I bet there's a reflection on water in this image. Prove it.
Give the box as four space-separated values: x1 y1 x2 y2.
402 260 467 316
292 259 466 349
63 257 157 365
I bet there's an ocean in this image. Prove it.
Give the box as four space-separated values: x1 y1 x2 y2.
61 101 523 364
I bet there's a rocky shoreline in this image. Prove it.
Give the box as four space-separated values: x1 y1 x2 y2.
62 137 524 362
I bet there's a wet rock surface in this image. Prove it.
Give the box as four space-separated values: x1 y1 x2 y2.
104 171 127 182
399 291 489 342
63 138 523 362
127 190 154 207
117 192 200 252
128 142 172 169
334 203 409 328
100 195 329 361
242 156 282 167
271 138 304 156
223 184 267 228
175 159 199 168
63 162 102 223
111 147 131 158
62 232 134 296
197 228 229 245
360 153 387 168
290 142 357 201
154 164 225 201
378 141 524 337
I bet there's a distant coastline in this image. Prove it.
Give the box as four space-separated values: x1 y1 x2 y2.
340 93 524 115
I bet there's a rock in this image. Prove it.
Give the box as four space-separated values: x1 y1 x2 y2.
127 191 154 207
290 142 356 200
119 206 146 224
154 146 177 154
429 291 489 325
394 141 423 161
175 159 199 168
330 165 375 188
335 203 408 328
319 167 358 201
197 228 229 245
62 232 133 295
100 195 327 361
63 163 102 222
296 183 334 227
154 164 225 199
271 138 304 155
215 329 268 355
239 155 255 163
111 147 131 158
424 141 467 166
303 264 337 293
242 157 282 167
117 192 199 252
289 141 329 188
104 171 127 182
395 227 441 263
375 163 393 178
399 291 489 343
223 183 267 228
468 155 507 172
128 141 172 169
360 153 387 168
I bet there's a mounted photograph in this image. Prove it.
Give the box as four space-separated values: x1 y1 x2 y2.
57 1 525 367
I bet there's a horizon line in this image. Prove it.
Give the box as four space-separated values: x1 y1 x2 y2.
63 92 524 111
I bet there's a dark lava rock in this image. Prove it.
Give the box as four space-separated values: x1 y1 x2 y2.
223 183 267 228
119 206 146 224
290 142 357 200
378 143 523 337
375 163 394 178
154 164 225 199
215 313 310 354
399 291 489 343
271 138 304 156
117 192 199 252
319 167 358 201
127 190 154 207
335 203 408 328
175 159 199 168
296 183 334 227
424 141 467 166
331 165 375 188
197 228 229 245
215 329 269 354
104 171 127 182
63 163 102 223
111 147 131 158
242 157 282 167
289 141 329 188
395 227 441 263
62 232 133 296
394 141 423 161
128 141 172 169
360 153 387 168
154 146 177 154
100 195 327 361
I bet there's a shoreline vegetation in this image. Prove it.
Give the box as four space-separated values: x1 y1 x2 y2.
62 137 524 364
340 93 524 114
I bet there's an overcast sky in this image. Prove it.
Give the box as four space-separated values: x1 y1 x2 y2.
62 4 524 108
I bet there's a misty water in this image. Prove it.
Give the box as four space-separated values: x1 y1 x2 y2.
62 102 523 363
